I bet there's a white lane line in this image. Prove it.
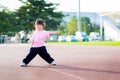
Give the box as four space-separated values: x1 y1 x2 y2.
49 68 87 80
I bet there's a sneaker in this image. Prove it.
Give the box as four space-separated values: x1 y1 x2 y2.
50 61 56 66
20 62 27 67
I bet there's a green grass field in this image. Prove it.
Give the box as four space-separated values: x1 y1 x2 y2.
47 41 120 46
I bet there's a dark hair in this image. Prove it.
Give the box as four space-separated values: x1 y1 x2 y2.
35 19 45 26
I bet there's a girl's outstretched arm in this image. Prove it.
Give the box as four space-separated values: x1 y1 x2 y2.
50 30 60 35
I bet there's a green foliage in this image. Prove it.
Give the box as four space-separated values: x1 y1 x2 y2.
66 16 94 35
66 16 78 35
0 9 18 34
81 17 93 35
0 0 63 36
16 0 63 31
58 25 65 35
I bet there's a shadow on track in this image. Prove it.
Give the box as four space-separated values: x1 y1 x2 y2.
24 64 120 74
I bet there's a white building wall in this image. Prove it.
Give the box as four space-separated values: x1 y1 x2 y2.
104 21 120 41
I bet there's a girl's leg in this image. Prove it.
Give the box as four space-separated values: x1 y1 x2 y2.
22 48 37 64
38 46 54 64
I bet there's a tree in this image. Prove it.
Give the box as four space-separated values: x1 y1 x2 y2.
81 17 93 35
15 0 63 31
66 16 78 35
65 16 93 35
0 9 18 35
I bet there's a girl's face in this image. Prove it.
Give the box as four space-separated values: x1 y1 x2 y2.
35 24 43 31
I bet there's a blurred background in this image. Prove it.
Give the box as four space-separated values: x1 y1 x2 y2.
0 0 120 44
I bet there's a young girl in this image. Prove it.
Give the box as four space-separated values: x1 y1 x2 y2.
21 19 59 67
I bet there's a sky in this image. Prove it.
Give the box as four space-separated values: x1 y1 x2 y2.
0 0 120 12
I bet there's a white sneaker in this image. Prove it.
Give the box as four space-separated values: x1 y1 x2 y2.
50 61 56 66
20 62 27 67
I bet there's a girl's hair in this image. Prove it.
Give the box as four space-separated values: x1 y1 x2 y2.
35 19 45 27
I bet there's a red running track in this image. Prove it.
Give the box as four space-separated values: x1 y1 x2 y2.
0 44 120 80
